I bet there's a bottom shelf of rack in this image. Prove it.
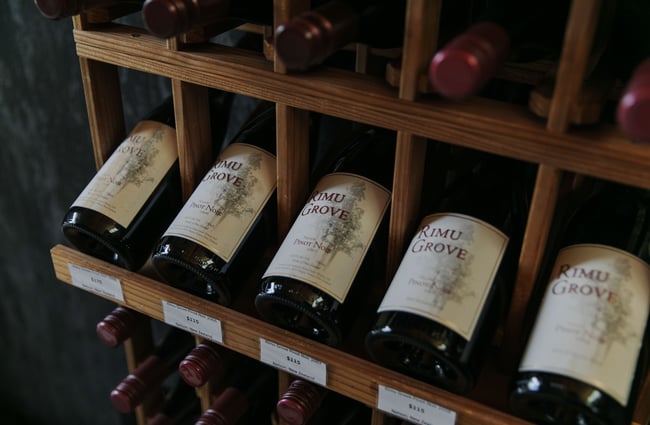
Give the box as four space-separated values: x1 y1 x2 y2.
50 244 647 425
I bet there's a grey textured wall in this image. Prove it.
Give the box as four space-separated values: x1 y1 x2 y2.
1 3 170 424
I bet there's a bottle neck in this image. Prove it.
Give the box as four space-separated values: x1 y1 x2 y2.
178 341 226 387
95 306 144 347
276 379 328 425
143 0 273 38
226 103 276 155
564 182 650 260
327 127 395 189
275 1 359 71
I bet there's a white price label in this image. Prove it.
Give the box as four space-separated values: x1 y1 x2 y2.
377 385 456 425
68 264 124 302
259 338 327 386
162 300 223 343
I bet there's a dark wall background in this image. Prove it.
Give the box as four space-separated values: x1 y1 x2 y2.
0 3 171 424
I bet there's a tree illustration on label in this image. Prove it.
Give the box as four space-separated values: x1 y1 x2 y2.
583 256 635 365
426 220 477 313
316 180 366 267
208 152 261 226
109 127 163 194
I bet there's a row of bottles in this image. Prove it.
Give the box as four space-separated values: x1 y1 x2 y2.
34 0 650 143
96 309 373 424
69 93 650 424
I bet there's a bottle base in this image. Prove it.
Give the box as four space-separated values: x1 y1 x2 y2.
365 329 474 394
255 282 343 347
510 372 630 425
62 221 134 270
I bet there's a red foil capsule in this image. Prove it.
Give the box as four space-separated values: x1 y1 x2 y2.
429 22 510 101
617 58 650 144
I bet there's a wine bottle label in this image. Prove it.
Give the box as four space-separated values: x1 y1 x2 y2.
519 244 650 406
163 143 276 262
72 120 178 228
263 172 391 302
377 213 508 340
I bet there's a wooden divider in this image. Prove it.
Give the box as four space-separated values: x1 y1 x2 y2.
386 0 441 279
499 0 601 371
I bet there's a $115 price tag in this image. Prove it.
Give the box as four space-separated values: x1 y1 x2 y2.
162 300 223 343
259 338 327 386
377 385 456 425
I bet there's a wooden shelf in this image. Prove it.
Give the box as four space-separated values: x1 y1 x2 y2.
52 1 650 424
51 244 533 425
72 24 650 191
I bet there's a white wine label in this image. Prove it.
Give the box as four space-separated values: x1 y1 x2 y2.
162 143 276 262
377 213 508 340
263 172 391 303
72 121 178 228
519 244 650 406
377 385 457 425
68 263 125 302
162 300 223 343
259 338 327 386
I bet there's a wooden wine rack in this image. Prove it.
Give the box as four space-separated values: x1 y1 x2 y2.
49 1 650 424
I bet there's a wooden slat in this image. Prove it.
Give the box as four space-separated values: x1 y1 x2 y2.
387 0 441 279
171 81 214 200
72 26 650 190
547 0 601 133
51 244 533 425
499 164 563 370
76 56 126 168
275 105 310 239
499 0 600 369
273 1 311 238
123 319 156 424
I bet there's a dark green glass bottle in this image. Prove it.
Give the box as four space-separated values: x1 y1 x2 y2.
510 181 650 425
365 151 532 394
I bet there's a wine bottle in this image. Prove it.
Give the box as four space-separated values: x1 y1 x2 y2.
147 378 201 425
617 58 650 144
510 181 650 425
61 96 182 271
178 339 234 388
365 151 532 394
34 0 143 19
428 1 569 100
255 128 395 347
110 326 195 413
195 357 277 425
142 0 273 39
276 378 370 425
96 305 148 348
151 104 277 305
274 0 406 71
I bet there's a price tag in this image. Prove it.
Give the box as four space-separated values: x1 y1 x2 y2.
162 300 223 343
377 385 456 425
259 338 327 386
68 264 124 302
